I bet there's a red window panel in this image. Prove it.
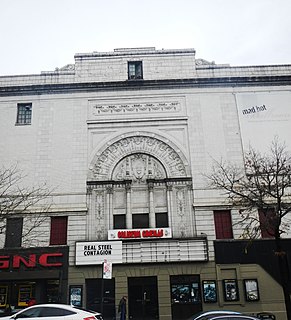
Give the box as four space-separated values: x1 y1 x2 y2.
214 210 233 239
258 209 275 238
50 216 68 245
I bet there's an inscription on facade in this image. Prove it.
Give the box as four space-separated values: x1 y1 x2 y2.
91 101 181 115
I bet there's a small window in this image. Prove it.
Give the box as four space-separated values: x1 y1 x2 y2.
5 217 23 248
132 213 149 228
50 216 68 245
16 103 32 125
258 208 275 238
128 61 143 80
113 215 126 229
214 210 233 239
156 212 168 228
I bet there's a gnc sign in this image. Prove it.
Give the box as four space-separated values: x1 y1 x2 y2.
0 252 63 269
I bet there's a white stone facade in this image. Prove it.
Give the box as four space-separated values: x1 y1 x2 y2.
0 47 291 319
1 47 291 250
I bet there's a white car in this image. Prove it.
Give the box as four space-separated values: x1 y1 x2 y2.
1 304 103 320
189 310 241 320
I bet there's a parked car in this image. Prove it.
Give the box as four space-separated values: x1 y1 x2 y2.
0 304 103 320
190 310 241 320
201 316 260 320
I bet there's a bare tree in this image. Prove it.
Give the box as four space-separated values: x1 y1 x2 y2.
0 164 52 246
206 138 291 318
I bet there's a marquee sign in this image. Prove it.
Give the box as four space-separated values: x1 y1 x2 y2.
108 227 172 240
75 241 122 265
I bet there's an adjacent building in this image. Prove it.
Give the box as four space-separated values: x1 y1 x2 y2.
0 47 290 320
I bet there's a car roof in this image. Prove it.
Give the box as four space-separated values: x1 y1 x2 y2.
192 310 241 319
16 304 101 315
206 315 259 320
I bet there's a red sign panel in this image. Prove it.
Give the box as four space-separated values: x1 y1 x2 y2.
0 253 63 269
108 227 172 240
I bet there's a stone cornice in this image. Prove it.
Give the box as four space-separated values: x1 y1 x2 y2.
1 76 291 97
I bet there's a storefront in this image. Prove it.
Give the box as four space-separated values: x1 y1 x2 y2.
72 233 208 320
0 246 68 311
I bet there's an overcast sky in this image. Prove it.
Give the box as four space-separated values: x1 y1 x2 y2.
1 0 291 76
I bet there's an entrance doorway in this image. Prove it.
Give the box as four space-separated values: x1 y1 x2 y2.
128 276 159 320
86 278 115 320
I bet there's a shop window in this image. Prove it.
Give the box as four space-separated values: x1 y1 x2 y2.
16 103 32 125
5 217 23 248
258 208 276 238
0 286 8 307
170 275 201 304
113 215 126 229
156 212 168 228
50 216 68 245
214 210 233 239
132 213 149 228
128 61 143 80
46 280 60 303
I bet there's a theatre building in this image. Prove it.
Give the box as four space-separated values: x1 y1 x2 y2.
0 47 291 320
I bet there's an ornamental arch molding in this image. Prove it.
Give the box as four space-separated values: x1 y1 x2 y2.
88 134 190 181
86 133 196 240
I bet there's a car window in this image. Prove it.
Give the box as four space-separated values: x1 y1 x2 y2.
40 307 76 317
16 307 42 318
212 317 251 320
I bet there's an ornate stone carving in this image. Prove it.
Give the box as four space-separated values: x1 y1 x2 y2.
195 59 215 66
176 188 186 217
90 136 187 180
95 191 104 239
113 154 165 183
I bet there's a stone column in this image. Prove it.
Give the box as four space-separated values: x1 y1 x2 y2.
166 182 174 227
148 182 155 228
87 185 94 240
106 185 113 230
125 182 132 229
187 182 196 235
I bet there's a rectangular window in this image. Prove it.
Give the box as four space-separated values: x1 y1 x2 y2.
128 61 143 80
113 215 126 229
156 212 168 228
132 213 149 228
214 210 233 239
50 216 68 245
170 275 201 304
16 103 32 125
258 209 275 238
5 217 23 247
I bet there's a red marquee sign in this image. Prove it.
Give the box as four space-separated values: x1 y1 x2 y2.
0 253 63 269
108 227 172 240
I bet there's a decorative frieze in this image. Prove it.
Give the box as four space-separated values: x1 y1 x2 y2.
91 101 181 115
